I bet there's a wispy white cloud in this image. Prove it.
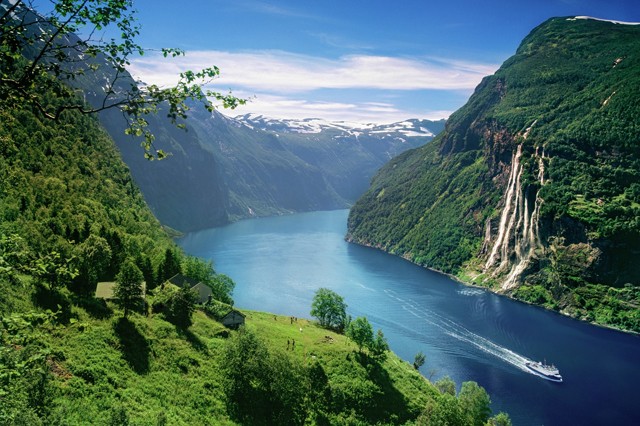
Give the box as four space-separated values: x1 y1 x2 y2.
129 50 497 92
127 50 496 123
222 91 453 123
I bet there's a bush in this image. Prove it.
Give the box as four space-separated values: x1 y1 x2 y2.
151 285 197 328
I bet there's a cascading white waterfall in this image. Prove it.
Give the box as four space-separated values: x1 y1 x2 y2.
485 144 523 270
537 147 546 186
484 121 546 290
502 153 545 290
498 160 524 273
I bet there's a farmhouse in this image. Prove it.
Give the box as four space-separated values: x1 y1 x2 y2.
166 274 212 304
190 282 213 305
95 281 147 300
221 310 246 329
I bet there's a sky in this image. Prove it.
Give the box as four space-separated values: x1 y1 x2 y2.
125 0 640 124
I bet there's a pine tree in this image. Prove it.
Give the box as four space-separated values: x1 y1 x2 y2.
114 260 144 318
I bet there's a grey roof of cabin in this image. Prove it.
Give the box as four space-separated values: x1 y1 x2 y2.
167 274 199 289
191 282 213 304
95 281 147 299
222 310 246 320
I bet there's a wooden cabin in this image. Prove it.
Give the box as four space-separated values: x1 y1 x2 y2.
221 310 246 329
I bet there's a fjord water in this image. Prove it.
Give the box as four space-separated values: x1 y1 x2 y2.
178 210 640 425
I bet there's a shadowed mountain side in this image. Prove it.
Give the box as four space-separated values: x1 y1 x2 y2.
98 96 442 231
98 107 230 232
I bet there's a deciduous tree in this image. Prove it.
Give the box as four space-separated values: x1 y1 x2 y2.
209 273 235 305
488 412 512 426
434 376 456 396
75 234 111 292
310 288 347 331
165 286 197 328
419 393 465 426
413 351 426 370
370 328 389 360
458 381 491 426
346 316 373 353
32 250 78 290
0 0 244 159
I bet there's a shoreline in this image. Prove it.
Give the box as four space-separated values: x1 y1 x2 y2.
344 235 639 337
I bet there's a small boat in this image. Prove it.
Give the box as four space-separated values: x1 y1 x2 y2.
526 360 563 382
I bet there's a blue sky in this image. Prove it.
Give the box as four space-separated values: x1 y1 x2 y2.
127 0 640 123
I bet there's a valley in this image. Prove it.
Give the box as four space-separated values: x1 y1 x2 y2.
99 102 443 231
1 0 639 425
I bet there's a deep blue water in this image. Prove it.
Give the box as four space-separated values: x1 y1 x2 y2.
178 209 640 426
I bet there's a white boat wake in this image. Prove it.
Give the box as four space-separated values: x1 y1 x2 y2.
457 288 486 296
383 289 536 375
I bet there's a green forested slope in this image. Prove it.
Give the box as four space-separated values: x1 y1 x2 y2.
0 12 508 426
0 88 176 298
348 17 640 332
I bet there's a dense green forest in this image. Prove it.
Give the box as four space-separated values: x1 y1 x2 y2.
348 17 640 332
0 1 511 424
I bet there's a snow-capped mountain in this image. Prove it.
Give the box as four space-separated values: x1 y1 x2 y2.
98 92 445 231
234 113 443 140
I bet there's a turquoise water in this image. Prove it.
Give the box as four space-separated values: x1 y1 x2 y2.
178 209 640 425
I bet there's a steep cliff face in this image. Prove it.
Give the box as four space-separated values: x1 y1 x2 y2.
347 17 640 331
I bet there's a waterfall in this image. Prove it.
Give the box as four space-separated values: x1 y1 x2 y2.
485 144 523 270
484 131 546 290
502 182 543 290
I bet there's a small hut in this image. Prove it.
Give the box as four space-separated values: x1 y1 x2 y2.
221 310 246 329
190 282 213 305
95 281 146 300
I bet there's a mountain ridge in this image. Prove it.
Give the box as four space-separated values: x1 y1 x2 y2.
98 100 445 231
347 16 640 332
19 3 445 234
233 113 441 138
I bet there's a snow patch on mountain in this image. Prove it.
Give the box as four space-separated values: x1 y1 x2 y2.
568 16 640 26
233 113 440 139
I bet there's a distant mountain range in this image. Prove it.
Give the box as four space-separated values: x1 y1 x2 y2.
18 1 444 234
234 113 439 139
185 111 444 227
98 96 444 231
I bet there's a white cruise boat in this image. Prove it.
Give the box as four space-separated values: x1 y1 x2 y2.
526 360 563 382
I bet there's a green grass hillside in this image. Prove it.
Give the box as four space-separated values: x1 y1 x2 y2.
1 274 513 425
